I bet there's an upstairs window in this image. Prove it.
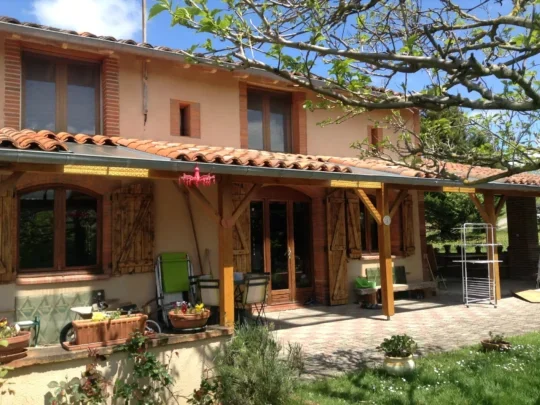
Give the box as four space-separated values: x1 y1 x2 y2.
247 89 291 152
23 53 100 134
18 187 100 273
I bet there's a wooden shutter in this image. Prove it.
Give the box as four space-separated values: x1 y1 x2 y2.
326 190 348 305
345 191 362 259
112 182 154 275
232 183 251 273
0 188 15 283
402 195 415 257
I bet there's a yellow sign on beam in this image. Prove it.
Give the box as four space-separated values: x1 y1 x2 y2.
63 165 149 178
442 186 476 193
330 180 382 189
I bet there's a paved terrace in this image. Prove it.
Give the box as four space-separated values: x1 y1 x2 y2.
267 280 540 377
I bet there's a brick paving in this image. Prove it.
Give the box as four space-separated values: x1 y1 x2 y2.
267 289 540 377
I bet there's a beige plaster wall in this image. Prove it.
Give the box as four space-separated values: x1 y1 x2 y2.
306 103 416 157
346 191 424 302
119 53 241 146
153 179 220 277
1 336 229 405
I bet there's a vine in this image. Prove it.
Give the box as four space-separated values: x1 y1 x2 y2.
113 332 179 405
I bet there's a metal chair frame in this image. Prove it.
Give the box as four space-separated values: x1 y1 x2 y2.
240 274 270 325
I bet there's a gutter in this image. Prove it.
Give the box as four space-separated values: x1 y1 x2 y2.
1 148 539 194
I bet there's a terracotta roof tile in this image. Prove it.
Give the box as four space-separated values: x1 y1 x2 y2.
2 128 540 185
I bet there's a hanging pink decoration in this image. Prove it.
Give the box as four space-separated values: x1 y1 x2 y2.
180 165 215 187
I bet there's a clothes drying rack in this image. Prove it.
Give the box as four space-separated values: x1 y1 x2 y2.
453 223 500 308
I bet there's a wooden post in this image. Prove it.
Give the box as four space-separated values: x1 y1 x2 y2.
218 175 235 327
376 185 395 319
484 192 501 300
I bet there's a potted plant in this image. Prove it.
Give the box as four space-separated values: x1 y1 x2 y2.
168 302 210 330
443 244 451 254
0 318 31 363
377 334 417 376
475 246 482 254
70 312 147 348
481 332 511 351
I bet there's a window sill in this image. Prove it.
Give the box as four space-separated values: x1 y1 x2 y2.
8 326 234 370
16 273 110 285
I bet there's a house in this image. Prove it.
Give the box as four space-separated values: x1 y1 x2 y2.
0 15 539 403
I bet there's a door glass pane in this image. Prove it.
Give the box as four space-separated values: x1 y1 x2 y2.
269 202 288 290
269 100 289 152
248 93 264 150
66 190 98 267
250 201 265 273
19 189 55 269
360 206 367 251
23 55 56 131
294 202 311 288
68 63 97 134
370 216 379 252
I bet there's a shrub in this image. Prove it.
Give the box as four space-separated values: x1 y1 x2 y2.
190 324 304 405
377 334 418 357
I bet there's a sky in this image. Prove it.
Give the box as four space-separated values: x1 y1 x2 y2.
0 0 192 48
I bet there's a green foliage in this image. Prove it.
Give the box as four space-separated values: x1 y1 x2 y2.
488 331 506 344
424 193 482 240
377 334 418 358
295 331 540 405
48 350 109 405
113 332 176 405
189 324 304 405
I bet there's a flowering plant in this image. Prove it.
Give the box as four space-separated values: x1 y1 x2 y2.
0 318 19 339
173 302 205 315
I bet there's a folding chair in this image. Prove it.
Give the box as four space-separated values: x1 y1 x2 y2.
155 252 193 327
199 279 220 325
239 274 269 325
424 252 447 290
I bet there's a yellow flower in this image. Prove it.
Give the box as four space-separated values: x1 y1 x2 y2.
92 312 107 322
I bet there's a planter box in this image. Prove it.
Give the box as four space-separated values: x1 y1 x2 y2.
168 309 210 330
481 339 511 352
0 331 31 364
72 315 147 346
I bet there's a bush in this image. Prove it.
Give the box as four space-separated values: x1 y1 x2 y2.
191 324 304 405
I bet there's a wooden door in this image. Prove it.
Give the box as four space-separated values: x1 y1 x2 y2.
327 191 348 305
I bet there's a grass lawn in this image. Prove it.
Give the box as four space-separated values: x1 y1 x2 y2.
294 332 540 405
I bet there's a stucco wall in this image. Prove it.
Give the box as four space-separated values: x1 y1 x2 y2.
306 101 416 157
119 53 242 146
346 191 424 302
1 335 229 405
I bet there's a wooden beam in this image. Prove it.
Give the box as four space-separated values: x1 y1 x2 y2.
495 195 507 217
173 182 203 275
185 186 221 225
389 189 408 219
218 175 235 327
330 180 381 189
469 193 491 224
484 192 501 301
224 183 262 228
355 189 382 225
0 172 23 195
376 184 394 319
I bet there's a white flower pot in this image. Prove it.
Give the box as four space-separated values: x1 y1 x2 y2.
383 355 415 376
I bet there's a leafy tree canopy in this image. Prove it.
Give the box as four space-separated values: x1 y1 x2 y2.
150 0 540 183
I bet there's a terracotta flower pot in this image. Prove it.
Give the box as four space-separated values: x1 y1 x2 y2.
383 355 415 376
72 314 147 346
0 331 31 363
168 309 210 329
481 339 511 352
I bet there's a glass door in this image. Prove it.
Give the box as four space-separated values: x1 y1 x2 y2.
268 202 291 303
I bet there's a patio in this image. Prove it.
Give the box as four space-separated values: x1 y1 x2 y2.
268 279 540 377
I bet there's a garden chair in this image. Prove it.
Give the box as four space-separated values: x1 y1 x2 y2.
238 274 270 325
199 279 220 325
155 252 194 327
15 315 40 346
